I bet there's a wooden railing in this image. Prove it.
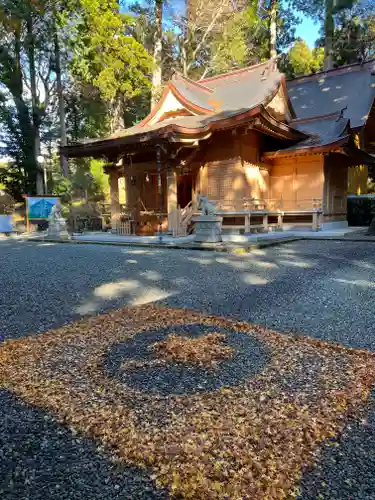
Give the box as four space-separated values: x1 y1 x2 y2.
114 205 136 235
213 198 323 232
112 198 325 236
115 220 134 235
169 201 195 237
215 198 323 212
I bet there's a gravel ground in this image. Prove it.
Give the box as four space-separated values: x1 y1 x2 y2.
1 239 375 351
1 238 375 499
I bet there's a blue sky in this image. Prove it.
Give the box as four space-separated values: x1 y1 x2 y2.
123 1 322 49
295 16 321 47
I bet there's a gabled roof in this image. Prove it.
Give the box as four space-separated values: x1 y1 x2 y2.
287 60 375 129
63 61 305 158
140 61 291 126
61 59 375 160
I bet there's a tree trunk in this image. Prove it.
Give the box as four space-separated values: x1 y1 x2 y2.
13 23 37 194
54 28 69 177
181 36 188 77
110 96 125 133
269 0 277 61
324 0 334 70
26 15 44 194
151 0 163 108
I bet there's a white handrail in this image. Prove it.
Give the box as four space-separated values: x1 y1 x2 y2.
171 201 195 237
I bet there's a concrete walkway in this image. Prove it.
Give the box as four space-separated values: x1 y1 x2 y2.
3 226 372 253
71 226 368 244
18 226 374 251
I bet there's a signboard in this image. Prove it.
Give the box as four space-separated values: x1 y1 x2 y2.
26 196 59 221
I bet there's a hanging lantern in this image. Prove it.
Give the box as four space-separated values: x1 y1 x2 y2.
145 173 150 183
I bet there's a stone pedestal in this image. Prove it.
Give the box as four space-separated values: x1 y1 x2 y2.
193 216 223 243
47 219 70 240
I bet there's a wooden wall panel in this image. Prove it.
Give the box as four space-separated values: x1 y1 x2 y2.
324 156 348 216
269 156 324 210
198 130 268 207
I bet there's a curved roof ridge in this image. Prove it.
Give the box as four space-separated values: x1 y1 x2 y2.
290 111 342 123
199 60 271 84
168 80 214 114
288 58 375 84
172 73 213 93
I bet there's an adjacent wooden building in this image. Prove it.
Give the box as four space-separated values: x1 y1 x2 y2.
62 60 375 236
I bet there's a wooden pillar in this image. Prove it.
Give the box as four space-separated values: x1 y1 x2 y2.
156 145 163 239
167 167 178 231
192 173 197 211
108 167 121 229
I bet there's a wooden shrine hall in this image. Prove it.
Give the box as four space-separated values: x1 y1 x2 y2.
61 59 375 236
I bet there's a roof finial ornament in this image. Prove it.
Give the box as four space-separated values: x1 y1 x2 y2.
261 67 268 81
337 105 348 121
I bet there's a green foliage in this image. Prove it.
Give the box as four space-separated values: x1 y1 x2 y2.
0 161 27 201
48 156 109 206
67 0 152 130
281 39 324 77
0 185 15 214
51 175 73 204
0 0 153 203
183 0 299 78
290 0 358 68
89 159 110 202
211 6 268 74
290 0 358 19
0 0 52 195
333 2 375 64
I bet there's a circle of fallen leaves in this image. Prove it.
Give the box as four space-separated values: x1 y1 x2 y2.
105 324 269 395
1 305 375 499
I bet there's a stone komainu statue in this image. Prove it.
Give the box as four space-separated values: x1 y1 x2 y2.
49 202 63 222
197 194 217 216
47 201 70 239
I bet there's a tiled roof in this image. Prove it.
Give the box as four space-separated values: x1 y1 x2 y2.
81 61 286 145
264 115 351 157
287 60 375 129
62 60 375 158
290 112 350 142
171 74 215 112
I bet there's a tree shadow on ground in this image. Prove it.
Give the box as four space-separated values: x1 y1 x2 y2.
1 240 375 350
298 393 375 500
0 390 166 500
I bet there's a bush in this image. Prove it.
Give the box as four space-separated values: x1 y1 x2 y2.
347 196 375 226
67 202 103 233
0 192 15 215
